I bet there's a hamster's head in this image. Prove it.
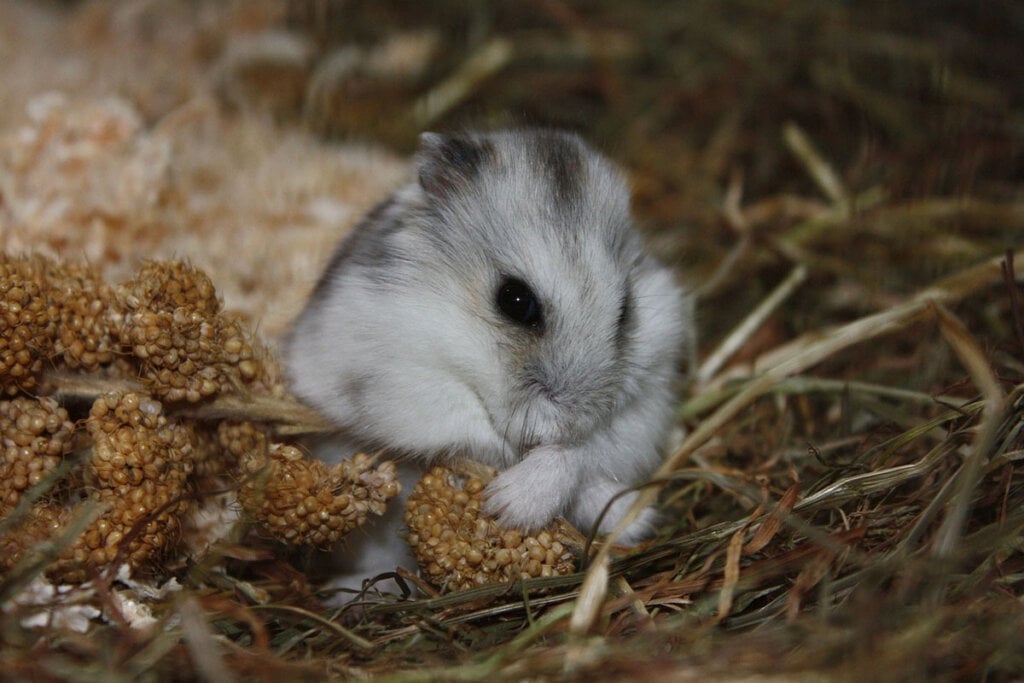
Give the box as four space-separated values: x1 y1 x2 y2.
406 130 686 456
289 129 688 467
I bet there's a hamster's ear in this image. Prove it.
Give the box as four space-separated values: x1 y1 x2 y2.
417 132 489 199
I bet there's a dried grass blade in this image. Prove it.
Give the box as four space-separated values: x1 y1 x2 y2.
732 251 1017 379
697 263 808 385
412 37 513 128
744 483 800 555
931 302 1006 559
179 595 235 683
785 554 833 622
1001 249 1024 356
569 551 609 636
783 122 848 206
252 603 374 651
715 526 745 623
796 446 948 512
482 602 576 673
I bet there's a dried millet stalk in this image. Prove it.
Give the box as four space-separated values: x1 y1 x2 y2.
86 391 196 492
0 255 58 396
114 260 281 403
0 254 401 582
0 392 199 582
0 502 71 570
238 446 401 548
116 259 221 315
1 254 127 392
0 253 285 403
190 420 271 481
46 260 121 372
404 465 578 592
0 397 77 576
53 391 195 582
0 396 75 514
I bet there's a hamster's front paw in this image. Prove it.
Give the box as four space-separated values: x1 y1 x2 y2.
483 446 574 531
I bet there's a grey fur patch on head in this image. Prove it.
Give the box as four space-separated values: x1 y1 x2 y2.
414 129 632 264
614 283 634 354
532 130 587 209
417 132 495 199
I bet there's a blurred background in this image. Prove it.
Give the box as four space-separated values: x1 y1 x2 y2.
2 0 1020 348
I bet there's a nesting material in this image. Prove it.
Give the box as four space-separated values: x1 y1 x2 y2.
404 465 578 592
1 91 407 336
239 446 401 548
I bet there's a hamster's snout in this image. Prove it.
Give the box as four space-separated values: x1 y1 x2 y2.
507 365 622 448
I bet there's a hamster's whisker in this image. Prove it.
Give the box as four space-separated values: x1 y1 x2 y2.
500 392 530 463
518 395 541 458
516 397 533 456
500 405 517 458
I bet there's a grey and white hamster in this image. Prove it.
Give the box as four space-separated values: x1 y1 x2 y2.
287 129 693 544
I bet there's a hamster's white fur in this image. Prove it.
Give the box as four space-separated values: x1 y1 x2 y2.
287 129 693 545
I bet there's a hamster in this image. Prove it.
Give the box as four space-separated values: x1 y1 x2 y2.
287 129 693 546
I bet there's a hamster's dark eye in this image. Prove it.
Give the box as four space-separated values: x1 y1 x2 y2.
496 277 544 330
